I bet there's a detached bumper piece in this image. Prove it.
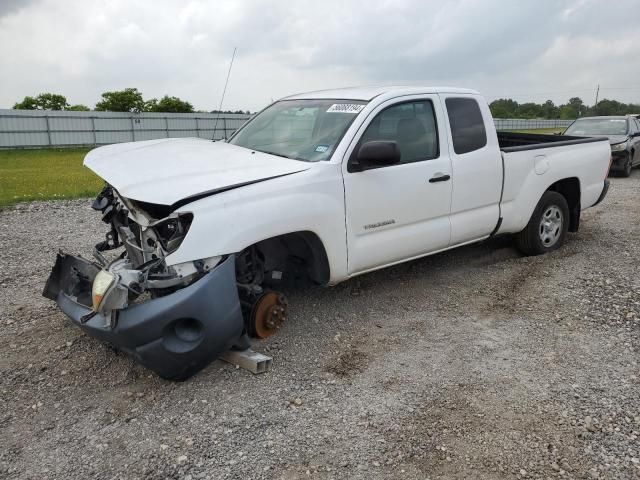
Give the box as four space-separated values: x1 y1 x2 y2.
43 254 244 380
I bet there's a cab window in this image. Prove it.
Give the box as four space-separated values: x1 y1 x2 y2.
357 100 439 164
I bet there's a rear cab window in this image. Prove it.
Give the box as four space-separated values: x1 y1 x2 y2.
445 97 487 154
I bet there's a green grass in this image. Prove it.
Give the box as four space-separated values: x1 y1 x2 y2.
0 148 103 208
509 127 564 135
0 129 566 208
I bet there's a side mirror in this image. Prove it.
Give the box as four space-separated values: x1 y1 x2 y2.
355 141 401 169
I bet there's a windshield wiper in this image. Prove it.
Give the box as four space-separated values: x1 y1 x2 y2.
260 150 291 158
252 149 305 161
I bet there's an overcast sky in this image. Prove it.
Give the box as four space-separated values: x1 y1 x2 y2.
1 0 639 111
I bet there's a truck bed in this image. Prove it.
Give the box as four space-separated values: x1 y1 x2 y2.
498 131 607 152
497 130 611 236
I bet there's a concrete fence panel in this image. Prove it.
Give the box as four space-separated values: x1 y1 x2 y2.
0 109 577 149
0 109 253 149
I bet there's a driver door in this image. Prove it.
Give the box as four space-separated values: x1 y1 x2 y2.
343 96 452 274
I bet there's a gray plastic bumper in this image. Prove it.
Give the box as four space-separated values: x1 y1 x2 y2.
43 254 244 380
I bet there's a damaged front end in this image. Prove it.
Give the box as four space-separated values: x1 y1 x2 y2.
42 185 244 380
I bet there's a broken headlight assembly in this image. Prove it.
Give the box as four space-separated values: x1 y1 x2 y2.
152 214 193 254
92 185 193 262
91 269 116 311
89 186 212 312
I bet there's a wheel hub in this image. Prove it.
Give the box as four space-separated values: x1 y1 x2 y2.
249 291 288 338
538 205 563 247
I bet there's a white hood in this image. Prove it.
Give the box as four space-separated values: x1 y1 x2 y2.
84 138 311 206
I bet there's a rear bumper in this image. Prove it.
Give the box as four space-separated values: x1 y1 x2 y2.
43 254 244 380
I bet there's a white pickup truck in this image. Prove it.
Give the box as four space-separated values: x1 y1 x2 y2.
44 86 611 380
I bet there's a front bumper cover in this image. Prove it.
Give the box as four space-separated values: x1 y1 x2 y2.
43 253 244 380
609 151 628 171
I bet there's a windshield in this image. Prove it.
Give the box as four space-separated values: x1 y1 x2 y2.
565 118 628 136
228 99 367 161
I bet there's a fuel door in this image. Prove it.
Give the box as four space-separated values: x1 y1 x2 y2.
534 154 549 175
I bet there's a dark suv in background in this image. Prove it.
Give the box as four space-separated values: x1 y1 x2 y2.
563 116 640 177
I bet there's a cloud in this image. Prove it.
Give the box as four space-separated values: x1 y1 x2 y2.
0 0 35 18
0 0 639 111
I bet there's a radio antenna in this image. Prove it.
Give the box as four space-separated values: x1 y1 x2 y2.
212 47 237 141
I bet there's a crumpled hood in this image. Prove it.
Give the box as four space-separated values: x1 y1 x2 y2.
84 138 311 206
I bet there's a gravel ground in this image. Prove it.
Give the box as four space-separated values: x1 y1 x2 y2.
1 172 639 480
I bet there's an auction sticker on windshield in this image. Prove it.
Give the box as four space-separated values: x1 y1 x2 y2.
326 104 365 114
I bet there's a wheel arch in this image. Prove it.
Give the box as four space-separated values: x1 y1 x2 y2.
241 230 331 286
546 177 581 232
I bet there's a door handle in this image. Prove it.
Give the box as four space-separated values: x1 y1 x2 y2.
429 173 450 183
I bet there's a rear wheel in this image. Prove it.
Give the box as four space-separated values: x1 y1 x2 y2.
515 191 569 256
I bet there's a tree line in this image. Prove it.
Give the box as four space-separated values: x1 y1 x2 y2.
13 89 639 118
12 88 251 114
489 97 640 119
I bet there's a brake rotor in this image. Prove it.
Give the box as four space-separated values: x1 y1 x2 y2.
249 291 288 339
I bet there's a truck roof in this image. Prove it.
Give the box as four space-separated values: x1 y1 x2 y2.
282 85 479 101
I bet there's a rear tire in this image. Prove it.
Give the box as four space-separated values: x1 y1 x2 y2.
515 191 569 256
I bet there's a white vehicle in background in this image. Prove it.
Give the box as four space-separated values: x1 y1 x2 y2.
44 86 612 380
